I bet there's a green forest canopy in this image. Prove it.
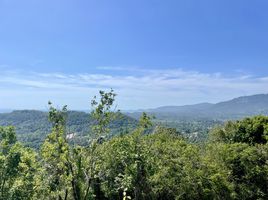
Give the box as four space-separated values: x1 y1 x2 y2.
1 90 268 200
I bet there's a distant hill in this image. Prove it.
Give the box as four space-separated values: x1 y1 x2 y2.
209 94 268 118
0 110 137 148
1 94 268 147
0 109 13 113
127 94 268 120
147 103 213 113
124 94 268 142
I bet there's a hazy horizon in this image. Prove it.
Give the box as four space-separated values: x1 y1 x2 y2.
0 93 267 112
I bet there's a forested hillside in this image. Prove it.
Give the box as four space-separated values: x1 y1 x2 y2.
2 94 267 147
0 110 137 148
0 110 222 146
1 90 268 200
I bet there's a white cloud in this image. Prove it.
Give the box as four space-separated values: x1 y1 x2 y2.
0 68 268 110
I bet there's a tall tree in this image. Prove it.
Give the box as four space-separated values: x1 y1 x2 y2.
85 89 118 199
41 103 71 200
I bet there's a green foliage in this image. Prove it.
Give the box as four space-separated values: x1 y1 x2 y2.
138 112 153 129
91 89 118 138
154 119 222 143
1 91 268 200
96 126 236 200
207 116 268 199
210 115 268 144
0 110 137 149
40 103 71 200
205 143 268 199
0 127 39 200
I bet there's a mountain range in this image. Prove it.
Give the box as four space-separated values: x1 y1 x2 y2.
126 94 268 120
0 94 268 147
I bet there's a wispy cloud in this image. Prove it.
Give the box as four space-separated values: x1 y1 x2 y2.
0 67 268 110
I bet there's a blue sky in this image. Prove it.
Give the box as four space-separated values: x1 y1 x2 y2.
0 0 268 110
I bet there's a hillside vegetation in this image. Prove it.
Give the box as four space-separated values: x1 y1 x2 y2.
2 94 268 147
0 90 268 200
0 110 137 148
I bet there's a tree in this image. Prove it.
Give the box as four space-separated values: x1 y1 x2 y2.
90 89 117 139
0 126 39 200
85 89 118 199
209 116 268 145
207 115 268 199
41 103 71 200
